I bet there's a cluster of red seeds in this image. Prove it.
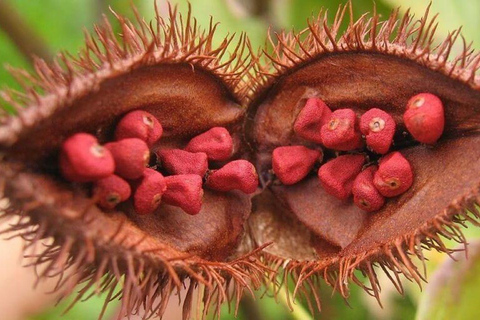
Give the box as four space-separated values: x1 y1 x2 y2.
60 111 259 215
273 93 444 212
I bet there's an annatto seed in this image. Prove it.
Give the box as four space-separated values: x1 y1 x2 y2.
272 145 322 185
373 151 413 197
115 110 163 146
157 149 208 176
293 97 332 143
360 108 396 154
403 93 445 144
352 166 385 212
318 154 365 201
93 175 131 210
163 174 204 215
60 133 115 182
133 168 167 215
205 160 258 194
105 138 150 180
320 109 363 151
184 127 233 161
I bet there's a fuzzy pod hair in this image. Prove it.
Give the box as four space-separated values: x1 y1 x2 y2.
1 2 480 319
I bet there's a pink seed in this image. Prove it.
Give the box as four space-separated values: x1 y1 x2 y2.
60 133 115 182
163 175 204 215
352 166 385 212
293 97 332 143
93 175 131 210
157 149 208 176
185 127 233 161
320 109 363 151
272 145 322 185
115 110 163 146
360 108 396 154
105 138 150 180
404 93 445 144
373 151 413 197
318 154 365 201
133 168 167 215
205 160 258 194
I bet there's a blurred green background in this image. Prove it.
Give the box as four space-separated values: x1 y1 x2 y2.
1 0 480 319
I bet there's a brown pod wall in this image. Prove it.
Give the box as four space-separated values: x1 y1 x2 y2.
1 2 480 319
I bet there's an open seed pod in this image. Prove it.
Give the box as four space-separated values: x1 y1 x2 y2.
0 5 267 319
1 2 480 319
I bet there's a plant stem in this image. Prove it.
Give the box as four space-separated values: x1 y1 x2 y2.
0 0 51 63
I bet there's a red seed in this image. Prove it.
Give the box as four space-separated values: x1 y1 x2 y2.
163 175 204 215
320 109 363 151
318 154 365 201
272 145 322 185
157 149 208 176
115 110 163 146
105 138 150 180
93 175 131 210
185 127 233 161
404 93 445 144
293 98 332 143
60 133 115 182
352 166 385 212
360 108 396 154
133 168 167 215
373 151 413 197
205 160 258 194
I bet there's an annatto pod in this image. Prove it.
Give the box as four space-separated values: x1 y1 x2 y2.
2 3 480 319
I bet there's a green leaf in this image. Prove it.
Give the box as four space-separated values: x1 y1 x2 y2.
416 239 480 320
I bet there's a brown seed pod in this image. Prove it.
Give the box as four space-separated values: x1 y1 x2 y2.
1 2 480 319
245 1 480 312
0 4 266 319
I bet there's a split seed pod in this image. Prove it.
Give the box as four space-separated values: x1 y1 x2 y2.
1 3 480 319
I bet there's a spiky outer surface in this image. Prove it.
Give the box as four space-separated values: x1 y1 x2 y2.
1 2 480 319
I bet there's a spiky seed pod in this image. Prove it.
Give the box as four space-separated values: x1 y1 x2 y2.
114 110 163 146
318 154 365 200
352 166 385 212
0 5 264 320
293 97 332 143
93 174 131 210
374 151 414 197
163 174 204 215
404 93 445 144
272 145 322 185
206 160 259 194
105 138 150 180
320 109 364 150
157 149 208 176
245 1 480 313
60 133 115 182
360 108 396 154
2 2 480 319
185 127 234 161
